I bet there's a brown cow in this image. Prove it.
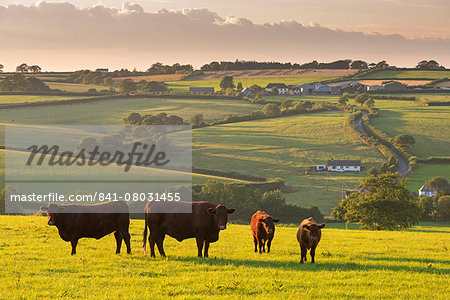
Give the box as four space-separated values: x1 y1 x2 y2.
297 217 325 263
251 211 279 253
40 201 131 255
143 201 235 257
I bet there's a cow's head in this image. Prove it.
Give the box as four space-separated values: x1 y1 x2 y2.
40 203 64 226
303 223 325 242
259 216 279 236
207 204 235 230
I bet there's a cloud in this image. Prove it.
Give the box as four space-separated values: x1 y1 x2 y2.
0 1 449 69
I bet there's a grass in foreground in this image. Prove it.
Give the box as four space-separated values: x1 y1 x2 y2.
0 216 448 299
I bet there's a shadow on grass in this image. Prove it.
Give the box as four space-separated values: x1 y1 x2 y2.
160 255 449 275
363 256 450 265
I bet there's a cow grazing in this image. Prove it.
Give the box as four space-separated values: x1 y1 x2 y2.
143 201 235 257
40 201 131 255
251 211 279 253
297 217 325 263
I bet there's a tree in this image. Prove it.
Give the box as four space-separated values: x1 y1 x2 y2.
190 114 206 127
249 84 263 93
220 76 235 90
0 64 4 73
419 196 437 221
118 79 136 93
394 134 416 149
281 99 294 110
368 167 379 176
16 63 29 73
28 65 42 73
416 60 443 70
262 103 281 117
355 93 371 106
426 177 450 197
338 93 349 105
437 196 450 221
350 60 368 69
236 82 243 91
271 87 278 95
364 98 375 108
335 172 423 230
123 112 142 125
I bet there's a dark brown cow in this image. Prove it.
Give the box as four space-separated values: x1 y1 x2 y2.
251 211 279 253
40 201 131 255
143 201 235 257
296 217 325 263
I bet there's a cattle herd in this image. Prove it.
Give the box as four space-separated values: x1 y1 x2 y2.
40 200 325 263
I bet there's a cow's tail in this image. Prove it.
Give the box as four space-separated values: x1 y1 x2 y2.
142 212 148 255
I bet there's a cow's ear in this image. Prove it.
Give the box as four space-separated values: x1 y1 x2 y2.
303 225 310 230
227 208 235 214
40 206 48 212
207 208 216 215
273 218 280 223
319 223 325 228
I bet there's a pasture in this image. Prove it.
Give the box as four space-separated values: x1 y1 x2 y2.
193 112 385 213
0 97 262 125
46 82 112 93
0 216 448 299
356 70 450 79
0 95 95 105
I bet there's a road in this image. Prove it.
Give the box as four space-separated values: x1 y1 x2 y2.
356 111 408 175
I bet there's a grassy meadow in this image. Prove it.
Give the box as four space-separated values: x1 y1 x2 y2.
357 70 450 79
0 97 262 125
46 82 112 93
0 95 96 105
193 112 385 213
0 216 448 299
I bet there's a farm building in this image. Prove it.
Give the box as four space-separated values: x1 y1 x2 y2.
189 87 215 93
313 83 333 95
265 83 289 94
95 68 109 73
291 83 314 95
366 85 385 91
418 185 436 197
383 81 406 90
327 159 362 172
241 87 253 97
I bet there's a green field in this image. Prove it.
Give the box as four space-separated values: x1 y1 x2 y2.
389 93 450 102
407 164 450 192
193 112 385 213
357 70 450 79
46 82 112 93
0 216 448 299
166 77 334 92
0 95 95 105
0 97 262 125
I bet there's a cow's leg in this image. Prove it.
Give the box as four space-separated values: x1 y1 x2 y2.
156 234 166 257
70 237 78 255
262 239 266 253
149 233 156 258
253 235 258 253
258 239 263 254
300 244 307 263
196 237 204 257
114 231 123 254
267 238 272 253
203 241 210 258
120 228 132 254
310 245 317 264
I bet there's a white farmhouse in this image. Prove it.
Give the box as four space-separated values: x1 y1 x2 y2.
327 159 361 172
265 83 289 95
418 185 436 197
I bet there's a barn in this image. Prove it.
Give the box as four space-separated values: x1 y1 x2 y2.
327 159 362 172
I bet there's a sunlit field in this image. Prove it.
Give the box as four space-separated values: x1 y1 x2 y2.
0 216 448 299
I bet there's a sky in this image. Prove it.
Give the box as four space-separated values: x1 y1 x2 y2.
0 0 449 71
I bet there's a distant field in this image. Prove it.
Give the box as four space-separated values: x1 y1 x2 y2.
407 164 450 192
357 70 450 79
195 69 357 80
114 74 185 82
371 105 450 158
46 82 111 93
193 112 385 213
0 95 95 105
387 93 450 102
0 216 448 299
0 97 261 125
166 77 334 92
353 79 431 86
